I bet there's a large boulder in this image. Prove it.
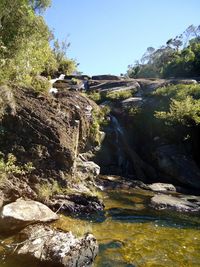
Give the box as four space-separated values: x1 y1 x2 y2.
17 224 98 267
0 198 58 231
150 193 200 212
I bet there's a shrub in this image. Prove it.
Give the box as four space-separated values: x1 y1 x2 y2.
36 180 63 201
155 96 200 126
30 75 51 94
89 105 110 144
105 89 134 101
0 152 35 188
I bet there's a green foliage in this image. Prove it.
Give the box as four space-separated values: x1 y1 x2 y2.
155 96 200 126
127 24 200 78
105 89 134 101
153 83 200 100
29 0 51 12
126 106 141 116
86 89 135 104
30 75 51 94
0 0 58 90
0 153 35 175
36 180 63 201
90 106 110 145
0 153 35 187
51 39 77 76
86 91 101 102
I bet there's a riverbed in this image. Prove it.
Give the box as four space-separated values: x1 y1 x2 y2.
1 188 200 267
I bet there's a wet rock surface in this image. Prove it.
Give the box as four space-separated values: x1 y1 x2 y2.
147 183 176 192
0 199 58 232
150 194 200 212
47 194 104 215
16 224 98 267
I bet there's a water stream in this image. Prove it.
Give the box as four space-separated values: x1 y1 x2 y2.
1 188 199 267
56 188 200 267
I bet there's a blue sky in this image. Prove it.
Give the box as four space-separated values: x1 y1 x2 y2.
45 0 200 75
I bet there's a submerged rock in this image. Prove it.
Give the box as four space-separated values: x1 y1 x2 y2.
150 194 200 212
17 224 98 267
0 198 58 231
47 193 104 215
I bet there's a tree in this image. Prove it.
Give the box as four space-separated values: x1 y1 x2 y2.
0 0 56 85
51 39 78 75
127 25 200 79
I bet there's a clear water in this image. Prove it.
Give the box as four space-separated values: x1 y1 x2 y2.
1 188 200 267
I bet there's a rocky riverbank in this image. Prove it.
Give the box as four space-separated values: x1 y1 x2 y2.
0 74 200 266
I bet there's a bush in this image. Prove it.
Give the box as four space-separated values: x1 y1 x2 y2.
0 153 35 188
30 75 51 94
105 89 134 101
89 105 110 144
36 180 63 201
155 96 200 126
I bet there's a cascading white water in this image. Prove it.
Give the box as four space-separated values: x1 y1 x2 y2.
110 115 125 168
49 74 65 93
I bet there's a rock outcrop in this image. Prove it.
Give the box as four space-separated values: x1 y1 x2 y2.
154 145 200 189
150 194 200 212
16 224 98 267
0 198 58 231
148 183 176 192
0 86 99 183
47 193 104 215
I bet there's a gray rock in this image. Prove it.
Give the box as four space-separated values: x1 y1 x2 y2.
154 145 200 189
92 75 121 80
150 194 200 212
0 198 58 231
121 97 143 108
17 224 98 267
169 79 197 85
148 183 176 192
48 193 104 215
76 157 100 179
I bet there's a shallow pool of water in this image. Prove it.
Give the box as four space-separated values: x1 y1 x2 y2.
1 188 200 267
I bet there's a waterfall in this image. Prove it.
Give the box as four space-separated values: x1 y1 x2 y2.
49 74 65 93
110 115 127 171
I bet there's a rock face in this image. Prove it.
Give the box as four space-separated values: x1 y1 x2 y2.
17 224 98 267
154 145 200 189
150 194 200 212
0 199 58 231
0 86 97 179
